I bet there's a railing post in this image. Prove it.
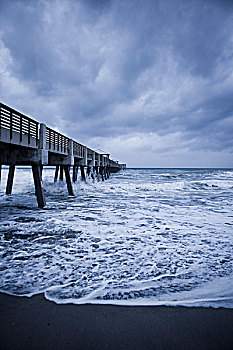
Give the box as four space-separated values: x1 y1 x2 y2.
39 124 47 149
49 129 51 150
92 151 95 167
84 146 87 166
28 120 31 144
20 115 22 142
38 123 48 165
53 132 55 151
69 139 73 156
67 138 74 166
36 122 39 146
10 111 13 140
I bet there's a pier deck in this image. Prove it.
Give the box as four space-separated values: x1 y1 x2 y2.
0 102 126 207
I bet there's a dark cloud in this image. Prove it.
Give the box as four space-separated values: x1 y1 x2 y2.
0 0 233 166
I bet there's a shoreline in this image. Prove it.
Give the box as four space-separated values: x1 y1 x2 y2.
1 292 233 349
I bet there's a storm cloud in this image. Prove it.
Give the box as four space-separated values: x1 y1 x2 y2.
0 0 233 167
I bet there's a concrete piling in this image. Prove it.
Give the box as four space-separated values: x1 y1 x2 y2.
54 166 59 182
100 167 104 181
91 167 95 182
73 166 78 183
95 166 99 181
32 165 46 208
59 166 64 181
80 165 86 181
6 165 15 195
64 166 74 196
40 166 43 179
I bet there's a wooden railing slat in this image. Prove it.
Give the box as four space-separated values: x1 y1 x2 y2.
0 103 39 143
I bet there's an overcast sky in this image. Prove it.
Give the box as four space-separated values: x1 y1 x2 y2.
0 0 233 167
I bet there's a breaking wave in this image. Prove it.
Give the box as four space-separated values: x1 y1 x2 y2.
0 168 233 308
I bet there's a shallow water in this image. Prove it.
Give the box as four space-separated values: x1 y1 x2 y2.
0 167 233 308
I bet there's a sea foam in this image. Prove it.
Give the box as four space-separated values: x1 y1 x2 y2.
0 168 233 308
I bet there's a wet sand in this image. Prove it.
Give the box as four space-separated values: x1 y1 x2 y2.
0 292 233 350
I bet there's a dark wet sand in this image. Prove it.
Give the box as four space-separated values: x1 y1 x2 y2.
0 292 233 350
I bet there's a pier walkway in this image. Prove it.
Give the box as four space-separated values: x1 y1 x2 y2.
0 102 126 208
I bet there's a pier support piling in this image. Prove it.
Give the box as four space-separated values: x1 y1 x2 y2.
94 166 99 181
80 166 86 181
59 166 64 181
91 167 95 182
40 165 43 179
87 167 91 177
32 165 46 208
6 165 15 195
100 167 104 181
72 166 78 183
54 166 59 182
64 166 74 196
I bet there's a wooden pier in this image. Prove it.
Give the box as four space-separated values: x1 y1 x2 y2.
0 102 126 208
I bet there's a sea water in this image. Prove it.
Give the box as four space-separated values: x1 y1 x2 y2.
0 168 232 308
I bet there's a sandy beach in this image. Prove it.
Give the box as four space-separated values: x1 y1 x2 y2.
0 292 233 350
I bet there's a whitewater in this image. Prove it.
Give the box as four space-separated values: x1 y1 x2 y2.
0 167 232 308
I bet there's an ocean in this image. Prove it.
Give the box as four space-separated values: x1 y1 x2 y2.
0 167 232 308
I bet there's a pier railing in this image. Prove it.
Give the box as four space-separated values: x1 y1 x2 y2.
0 102 125 209
0 102 123 169
46 127 69 154
0 103 39 146
87 147 93 160
73 141 85 158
